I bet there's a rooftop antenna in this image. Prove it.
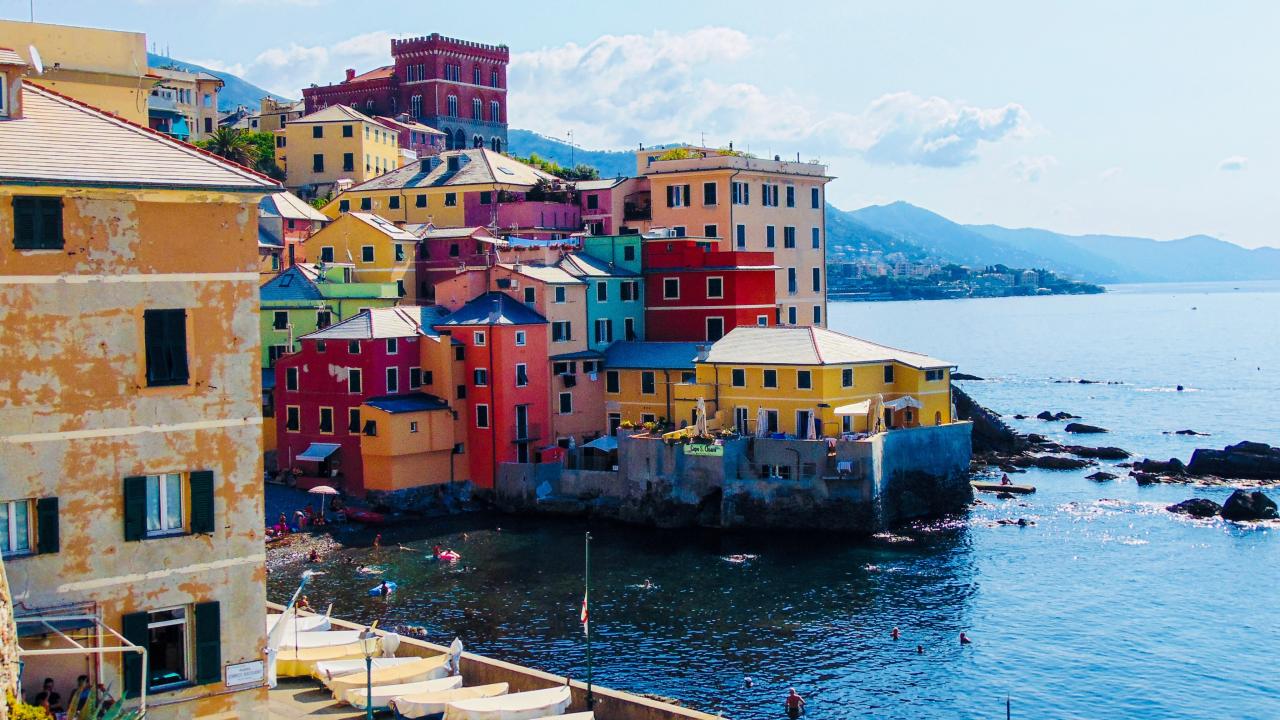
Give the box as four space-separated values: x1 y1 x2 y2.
28 45 43 74
28 0 33 22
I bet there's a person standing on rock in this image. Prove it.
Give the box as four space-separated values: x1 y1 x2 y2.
784 688 806 719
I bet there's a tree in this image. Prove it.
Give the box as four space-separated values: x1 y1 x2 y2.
198 127 257 167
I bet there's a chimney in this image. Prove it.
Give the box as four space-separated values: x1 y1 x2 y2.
345 68 356 82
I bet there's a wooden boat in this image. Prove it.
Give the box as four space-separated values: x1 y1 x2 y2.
345 507 387 524
971 481 1036 495
313 656 422 682
267 612 330 633
282 630 363 649
276 642 366 678
341 674 462 707
327 654 450 696
390 683 510 719
444 686 572 720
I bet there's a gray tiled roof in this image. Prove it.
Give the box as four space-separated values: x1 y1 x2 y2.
348 212 418 241
261 191 329 222
363 393 450 414
436 292 547 327
499 263 582 285
302 306 448 340
701 326 952 369
558 252 639 278
345 148 556 192
604 341 703 370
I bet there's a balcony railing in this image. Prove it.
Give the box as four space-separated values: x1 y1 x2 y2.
623 204 651 221
512 422 542 443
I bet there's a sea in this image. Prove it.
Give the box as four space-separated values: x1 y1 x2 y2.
268 281 1280 719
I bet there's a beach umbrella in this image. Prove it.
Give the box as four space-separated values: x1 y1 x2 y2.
695 397 709 436
807 410 819 440
308 485 340 495
755 407 769 438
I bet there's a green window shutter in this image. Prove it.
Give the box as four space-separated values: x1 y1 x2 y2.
40 199 63 248
35 497 59 554
123 476 147 541
189 471 215 534
166 310 190 385
194 601 222 685
120 611 149 696
13 198 36 247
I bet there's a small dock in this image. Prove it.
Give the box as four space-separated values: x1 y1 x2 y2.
972 481 1036 494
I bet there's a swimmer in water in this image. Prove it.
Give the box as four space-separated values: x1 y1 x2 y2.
891 627 900 641
960 632 972 645
642 578 654 590
917 644 924 654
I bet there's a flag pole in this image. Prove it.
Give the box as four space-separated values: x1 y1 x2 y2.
585 531 594 709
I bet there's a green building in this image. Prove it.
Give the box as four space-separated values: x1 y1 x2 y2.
259 263 400 368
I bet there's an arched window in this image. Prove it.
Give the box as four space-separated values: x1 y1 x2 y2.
490 137 502 153
441 128 453 150
472 98 482 120
389 96 397 114
490 100 500 123
454 129 465 149
447 95 458 117
410 95 422 118
472 134 484 149
366 99 374 111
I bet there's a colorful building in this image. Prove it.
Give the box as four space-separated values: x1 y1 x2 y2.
636 147 832 327
576 177 650 236
410 225 503 301
581 234 644 275
259 264 401 368
302 33 509 152
642 236 777 342
696 326 955 437
433 292 551 486
602 342 704 433
0 70 278 718
372 113 446 158
257 97 304 135
148 67 223 142
299 211 418 301
359 392 462 502
275 104 403 197
559 251 645 348
0 20 152 125
258 190 330 273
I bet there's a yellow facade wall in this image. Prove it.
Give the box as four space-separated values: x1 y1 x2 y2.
360 406 456 492
298 213 416 301
319 184 484 226
603 367 693 426
279 116 402 193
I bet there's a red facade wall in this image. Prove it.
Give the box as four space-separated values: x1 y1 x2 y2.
643 240 777 342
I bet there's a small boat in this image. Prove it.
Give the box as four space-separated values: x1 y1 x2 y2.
276 642 367 678
444 685 572 720
369 581 399 597
972 481 1036 495
327 654 451 697
314 656 422 682
390 683 510 720
267 610 331 633
282 630 363 649
345 507 388 524
341 674 463 707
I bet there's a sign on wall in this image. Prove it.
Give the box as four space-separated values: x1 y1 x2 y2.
225 659 265 687
684 443 724 457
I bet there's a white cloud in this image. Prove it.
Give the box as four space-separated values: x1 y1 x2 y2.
207 31 406 98
1098 166 1123 181
510 27 1030 168
1008 155 1057 183
1218 155 1248 171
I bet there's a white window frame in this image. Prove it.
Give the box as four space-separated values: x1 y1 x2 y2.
286 367 299 392
360 245 375 263
706 316 725 341
146 606 191 690
756 315 768 326
145 473 184 537
347 368 362 394
386 367 399 393
474 331 486 346
474 368 488 387
516 363 529 387
410 421 419 433
475 403 490 428
796 369 812 390
706 276 724 299
663 277 680 300
0 499 33 556
515 331 527 346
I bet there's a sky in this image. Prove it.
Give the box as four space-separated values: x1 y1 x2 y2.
5 0 1278 248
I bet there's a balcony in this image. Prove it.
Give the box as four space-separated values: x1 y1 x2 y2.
623 203 651 221
512 422 543 443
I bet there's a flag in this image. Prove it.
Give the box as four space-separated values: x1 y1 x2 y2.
580 591 589 636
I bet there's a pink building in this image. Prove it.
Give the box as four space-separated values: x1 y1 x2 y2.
463 193 581 238
407 225 504 301
576 177 650 236
372 114 446 157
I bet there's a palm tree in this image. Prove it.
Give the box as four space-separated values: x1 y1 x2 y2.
203 127 259 167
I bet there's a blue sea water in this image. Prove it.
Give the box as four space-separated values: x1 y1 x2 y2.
270 281 1280 719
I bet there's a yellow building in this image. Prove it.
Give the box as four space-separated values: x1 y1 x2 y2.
276 104 402 197
0 19 152 125
602 342 704 433
695 326 954 437
258 97 303 134
148 67 223 142
637 147 833 328
319 148 556 227
0 65 278 718
360 394 459 494
298 211 418 301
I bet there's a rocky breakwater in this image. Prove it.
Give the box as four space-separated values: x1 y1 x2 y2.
1131 442 1280 486
1168 489 1279 522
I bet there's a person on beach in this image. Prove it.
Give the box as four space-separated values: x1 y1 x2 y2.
784 688 806 718
373 534 382 550
307 549 320 563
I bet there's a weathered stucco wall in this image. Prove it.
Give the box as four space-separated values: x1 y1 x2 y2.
0 189 268 718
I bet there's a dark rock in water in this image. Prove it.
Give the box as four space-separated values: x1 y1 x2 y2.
1132 472 1160 486
1187 442 1280 480
1167 429 1209 436
1064 423 1107 434
1036 411 1056 421
1133 458 1186 476
1013 414 1028 420
1219 489 1279 521
952 372 985 381
1115 462 1134 468
1022 455 1092 470
1053 411 1080 420
1086 471 1118 481
996 491 1016 500
1166 498 1222 518
1066 446 1130 460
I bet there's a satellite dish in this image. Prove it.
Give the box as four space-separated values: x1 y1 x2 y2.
28 45 43 75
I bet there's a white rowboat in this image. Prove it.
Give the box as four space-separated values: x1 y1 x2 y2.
313 656 422 682
444 686 572 720
390 683 510 719
341 674 462 707
327 655 450 698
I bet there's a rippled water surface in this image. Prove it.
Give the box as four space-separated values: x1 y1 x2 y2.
270 282 1280 719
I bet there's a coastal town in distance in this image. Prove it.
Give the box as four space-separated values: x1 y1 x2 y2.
1 4 1278 720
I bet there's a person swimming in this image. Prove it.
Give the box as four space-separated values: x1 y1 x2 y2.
891 627 900 641
960 632 972 645
378 580 391 597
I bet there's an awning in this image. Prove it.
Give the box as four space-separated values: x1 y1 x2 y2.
296 443 341 462
833 400 872 416
583 435 618 452
883 396 923 411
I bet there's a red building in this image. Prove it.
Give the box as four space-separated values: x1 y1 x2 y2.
274 306 450 495
302 33 509 153
407 225 504 302
643 237 778 342
433 292 552 487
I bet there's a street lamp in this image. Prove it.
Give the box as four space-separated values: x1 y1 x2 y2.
358 628 380 720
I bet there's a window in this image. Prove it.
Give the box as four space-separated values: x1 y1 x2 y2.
476 404 490 428
474 331 486 346
0 500 32 556
409 367 422 389
704 224 718 238
814 304 823 324
757 315 768 326
386 367 399 393
347 368 362 393
449 243 460 257
12 196 63 250
641 371 656 395
623 245 636 262
516 363 529 387
811 187 821 209
596 282 608 302
797 370 812 390
842 368 854 387
472 97 482 120
342 152 354 172
389 195 401 210
926 369 946 382
594 318 613 344
883 365 895 383
762 184 780 206
454 346 465 361
410 95 422 117
788 268 797 294
491 69 500 87
408 420 419 433
736 224 746 249
641 413 657 425
706 317 724 341
316 310 332 329
319 407 334 433
731 181 750 205
363 419 378 436
395 244 405 262
554 286 567 303
663 278 680 299
624 317 637 340
621 281 638 302
731 368 746 387
812 267 822 292
144 309 189 387
524 287 535 304
144 474 183 536
490 100 501 123
348 408 361 433
786 186 795 207
338 200 350 213
348 340 361 354
665 184 692 208
478 191 493 205
444 193 457 207
312 154 324 172
312 126 323 138
763 369 778 388
473 65 483 84
605 370 620 393
267 344 287 366
788 306 798 325
272 311 288 330
447 95 458 117
515 331 526 346
285 367 299 391
456 384 466 399
673 226 686 237
784 226 796 249
285 406 300 431
766 226 776 248
360 197 371 211
473 368 488 386
552 321 572 342
586 194 599 210
703 182 717 205
559 392 573 414
144 607 190 689
706 277 723 299
554 361 576 375
360 245 374 263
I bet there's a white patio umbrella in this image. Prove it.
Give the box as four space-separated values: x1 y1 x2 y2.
308 485 340 495
755 407 769 438
807 410 819 440
695 398 709 436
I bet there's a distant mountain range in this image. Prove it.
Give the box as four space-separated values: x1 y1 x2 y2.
148 53 288 112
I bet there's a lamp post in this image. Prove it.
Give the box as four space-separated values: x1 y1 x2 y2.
358 628 379 720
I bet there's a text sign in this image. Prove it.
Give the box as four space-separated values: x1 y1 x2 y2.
225 659 264 687
684 443 724 457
